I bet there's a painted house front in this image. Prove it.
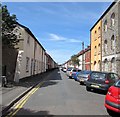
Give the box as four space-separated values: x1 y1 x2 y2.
90 20 102 71
77 50 84 70
14 23 46 82
85 46 91 70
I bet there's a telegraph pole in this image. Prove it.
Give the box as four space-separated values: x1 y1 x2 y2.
82 42 84 70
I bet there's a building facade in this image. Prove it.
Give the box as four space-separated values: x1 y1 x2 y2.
85 46 91 70
14 23 46 82
102 1 120 75
90 20 102 71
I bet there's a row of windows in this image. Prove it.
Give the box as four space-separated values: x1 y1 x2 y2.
94 60 101 71
26 57 45 73
94 27 101 40
94 44 101 56
104 12 115 32
104 58 116 72
104 35 115 53
27 35 44 54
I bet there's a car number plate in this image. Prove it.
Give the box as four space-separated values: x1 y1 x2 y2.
91 85 99 88
80 79 84 82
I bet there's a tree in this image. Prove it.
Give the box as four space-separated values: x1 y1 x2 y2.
1 5 18 47
71 55 80 67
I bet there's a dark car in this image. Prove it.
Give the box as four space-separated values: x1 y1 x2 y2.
105 80 120 115
77 70 92 85
86 71 120 92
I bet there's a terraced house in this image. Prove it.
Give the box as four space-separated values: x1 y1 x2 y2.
13 23 46 82
102 0 120 75
90 20 102 71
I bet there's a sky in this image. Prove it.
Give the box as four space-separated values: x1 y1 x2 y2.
3 2 112 64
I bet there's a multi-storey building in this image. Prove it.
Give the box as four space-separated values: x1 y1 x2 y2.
90 20 102 71
85 46 91 70
13 23 46 82
102 1 120 75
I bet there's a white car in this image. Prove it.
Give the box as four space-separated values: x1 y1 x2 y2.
66 67 77 78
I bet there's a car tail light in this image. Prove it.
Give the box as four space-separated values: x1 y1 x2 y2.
105 80 109 84
70 72 72 75
87 75 90 80
107 87 113 96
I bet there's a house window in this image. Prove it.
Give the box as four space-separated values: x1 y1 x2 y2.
35 42 37 50
26 57 30 72
111 13 115 27
27 35 30 44
94 46 97 56
104 40 107 54
98 27 101 37
98 44 101 54
111 58 115 72
98 60 101 71
104 59 108 71
94 61 97 71
94 30 97 40
33 59 38 72
104 20 107 32
111 35 115 51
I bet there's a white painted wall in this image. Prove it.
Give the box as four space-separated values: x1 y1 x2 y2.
14 25 46 82
78 55 82 70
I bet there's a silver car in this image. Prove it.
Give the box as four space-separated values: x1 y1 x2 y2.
66 67 79 78
77 70 92 85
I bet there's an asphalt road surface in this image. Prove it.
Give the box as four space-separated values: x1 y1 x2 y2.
12 69 110 116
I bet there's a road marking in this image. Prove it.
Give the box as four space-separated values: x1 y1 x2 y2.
6 82 44 117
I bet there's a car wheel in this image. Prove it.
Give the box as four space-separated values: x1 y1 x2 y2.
86 86 91 91
80 82 83 85
107 109 116 116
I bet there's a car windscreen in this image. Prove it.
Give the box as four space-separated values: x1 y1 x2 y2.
84 71 91 74
114 80 120 88
67 68 73 71
91 72 106 80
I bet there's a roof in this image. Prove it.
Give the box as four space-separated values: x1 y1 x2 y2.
76 46 91 57
90 0 117 31
17 22 45 51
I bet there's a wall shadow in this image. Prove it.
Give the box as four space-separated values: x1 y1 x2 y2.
2 105 54 116
16 68 61 88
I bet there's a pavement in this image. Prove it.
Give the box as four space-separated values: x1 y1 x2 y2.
0 70 54 116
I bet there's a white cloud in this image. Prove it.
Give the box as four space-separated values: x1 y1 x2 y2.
49 33 82 43
49 33 66 41
68 39 82 43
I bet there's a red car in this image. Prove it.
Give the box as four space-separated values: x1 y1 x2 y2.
105 80 120 115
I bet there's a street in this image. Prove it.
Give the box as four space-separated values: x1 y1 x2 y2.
6 69 110 116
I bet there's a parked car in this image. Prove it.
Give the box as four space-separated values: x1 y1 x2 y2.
71 69 81 81
77 70 92 85
61 67 67 72
66 67 78 78
86 71 120 92
66 67 74 78
105 79 120 115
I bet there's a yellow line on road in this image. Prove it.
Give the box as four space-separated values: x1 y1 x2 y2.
6 82 44 117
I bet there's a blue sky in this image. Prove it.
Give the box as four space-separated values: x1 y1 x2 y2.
3 2 111 64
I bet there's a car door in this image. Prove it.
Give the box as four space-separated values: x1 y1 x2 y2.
109 73 117 86
113 73 119 83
